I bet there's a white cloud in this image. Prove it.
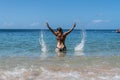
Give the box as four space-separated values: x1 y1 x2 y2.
2 22 14 26
30 22 40 27
92 19 110 23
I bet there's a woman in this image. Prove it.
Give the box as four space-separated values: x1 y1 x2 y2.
46 22 76 53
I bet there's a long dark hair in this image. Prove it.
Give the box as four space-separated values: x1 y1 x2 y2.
57 27 63 33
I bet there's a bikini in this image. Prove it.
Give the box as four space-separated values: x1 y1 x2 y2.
56 47 66 52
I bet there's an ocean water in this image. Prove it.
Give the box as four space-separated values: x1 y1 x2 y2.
0 29 120 80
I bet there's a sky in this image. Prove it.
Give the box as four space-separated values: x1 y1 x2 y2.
0 0 120 29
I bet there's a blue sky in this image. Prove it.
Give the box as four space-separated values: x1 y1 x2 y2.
0 0 120 29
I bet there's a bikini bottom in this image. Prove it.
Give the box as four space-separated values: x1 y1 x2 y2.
56 47 66 52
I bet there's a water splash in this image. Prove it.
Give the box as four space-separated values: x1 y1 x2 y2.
39 31 47 58
74 30 86 56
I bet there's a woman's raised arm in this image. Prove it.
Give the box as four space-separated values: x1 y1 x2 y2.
46 22 57 36
64 22 76 36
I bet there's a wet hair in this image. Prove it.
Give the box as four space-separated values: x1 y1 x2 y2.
57 27 63 33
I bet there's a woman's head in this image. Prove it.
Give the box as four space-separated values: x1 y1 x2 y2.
57 27 63 33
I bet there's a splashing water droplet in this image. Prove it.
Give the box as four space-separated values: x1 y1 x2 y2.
39 31 47 58
74 30 86 56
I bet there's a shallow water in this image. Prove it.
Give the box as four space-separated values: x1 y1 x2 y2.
0 29 120 80
0 56 120 80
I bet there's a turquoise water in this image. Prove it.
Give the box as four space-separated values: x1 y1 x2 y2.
0 29 120 80
0 29 120 57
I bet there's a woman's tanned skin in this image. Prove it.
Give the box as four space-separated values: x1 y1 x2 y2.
46 22 76 53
